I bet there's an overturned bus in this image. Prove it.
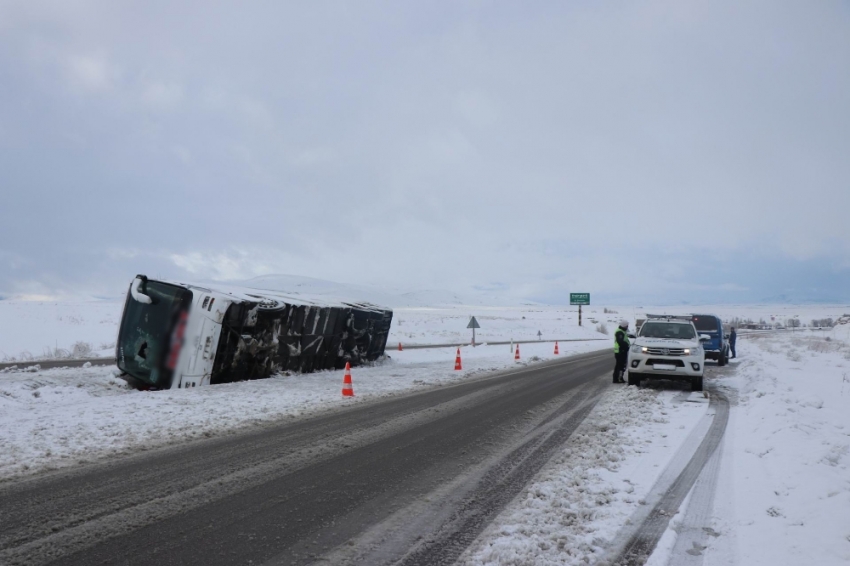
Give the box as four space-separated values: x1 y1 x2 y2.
115 275 393 390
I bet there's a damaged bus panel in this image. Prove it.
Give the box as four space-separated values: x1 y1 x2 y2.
116 275 393 390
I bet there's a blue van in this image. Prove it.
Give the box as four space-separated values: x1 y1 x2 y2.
691 314 729 366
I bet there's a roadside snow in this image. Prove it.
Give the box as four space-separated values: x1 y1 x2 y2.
0 340 606 481
699 332 850 565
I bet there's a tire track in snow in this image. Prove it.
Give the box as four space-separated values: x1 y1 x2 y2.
607 388 730 566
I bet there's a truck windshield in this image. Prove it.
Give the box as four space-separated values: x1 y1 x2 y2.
116 280 193 388
640 322 696 339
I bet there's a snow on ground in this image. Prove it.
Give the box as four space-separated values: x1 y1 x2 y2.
695 331 850 566
633 304 850 331
458 330 850 566
389 306 613 346
0 340 606 482
0 299 122 362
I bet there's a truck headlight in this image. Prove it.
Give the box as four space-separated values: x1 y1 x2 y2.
684 348 691 355
630 344 642 353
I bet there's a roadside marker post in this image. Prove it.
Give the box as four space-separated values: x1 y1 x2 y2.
467 316 481 346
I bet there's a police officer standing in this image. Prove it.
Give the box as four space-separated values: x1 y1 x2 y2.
729 327 737 359
613 320 630 383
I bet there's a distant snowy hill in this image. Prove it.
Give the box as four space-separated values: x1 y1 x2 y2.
225 274 533 308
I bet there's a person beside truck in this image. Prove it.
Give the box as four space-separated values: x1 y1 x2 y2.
729 327 737 359
613 320 630 384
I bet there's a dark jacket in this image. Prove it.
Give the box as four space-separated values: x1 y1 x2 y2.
730 330 737 345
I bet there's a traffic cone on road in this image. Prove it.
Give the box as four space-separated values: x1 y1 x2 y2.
515 343 521 361
398 342 403 351
454 348 463 370
342 362 354 397
554 341 560 355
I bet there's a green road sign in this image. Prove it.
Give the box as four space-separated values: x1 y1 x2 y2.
570 293 590 305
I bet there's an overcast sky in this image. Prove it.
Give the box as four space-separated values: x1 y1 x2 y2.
1 1 848 304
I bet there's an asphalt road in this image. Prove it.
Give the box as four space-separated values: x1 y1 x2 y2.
0 350 613 566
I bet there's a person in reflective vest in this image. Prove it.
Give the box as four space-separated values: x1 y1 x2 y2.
613 320 630 383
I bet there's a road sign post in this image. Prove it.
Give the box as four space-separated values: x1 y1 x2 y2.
570 293 590 326
467 316 481 346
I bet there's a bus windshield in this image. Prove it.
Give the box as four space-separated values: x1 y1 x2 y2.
640 322 696 340
116 280 193 388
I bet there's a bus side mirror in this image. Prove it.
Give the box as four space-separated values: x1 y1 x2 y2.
131 276 152 304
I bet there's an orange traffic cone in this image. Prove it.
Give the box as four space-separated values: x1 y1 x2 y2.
398 342 403 351
554 341 560 355
342 362 354 397
454 348 462 370
515 343 521 361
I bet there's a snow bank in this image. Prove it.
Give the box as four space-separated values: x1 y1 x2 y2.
704 332 850 565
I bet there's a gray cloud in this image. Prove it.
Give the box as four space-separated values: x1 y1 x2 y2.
1 1 848 303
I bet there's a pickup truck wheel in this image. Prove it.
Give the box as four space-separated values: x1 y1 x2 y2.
627 372 639 386
691 375 703 391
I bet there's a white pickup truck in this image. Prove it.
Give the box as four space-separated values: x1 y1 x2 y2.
627 315 711 391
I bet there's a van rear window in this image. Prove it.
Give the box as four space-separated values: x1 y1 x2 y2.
692 316 719 332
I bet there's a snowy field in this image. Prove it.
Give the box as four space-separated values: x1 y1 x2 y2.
0 299 121 362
